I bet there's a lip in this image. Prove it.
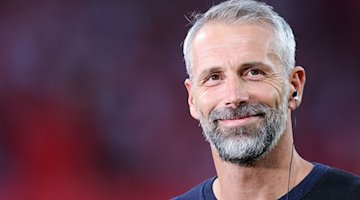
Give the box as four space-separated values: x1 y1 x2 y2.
217 115 261 128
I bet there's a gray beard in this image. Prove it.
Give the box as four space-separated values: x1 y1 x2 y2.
199 101 288 166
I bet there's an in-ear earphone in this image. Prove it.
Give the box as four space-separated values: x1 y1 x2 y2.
292 90 298 100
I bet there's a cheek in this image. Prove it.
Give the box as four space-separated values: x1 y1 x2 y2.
195 89 222 117
250 79 286 106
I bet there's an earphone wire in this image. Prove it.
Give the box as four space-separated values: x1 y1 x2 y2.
286 98 297 200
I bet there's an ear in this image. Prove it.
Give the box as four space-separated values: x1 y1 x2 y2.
184 79 200 120
288 66 306 111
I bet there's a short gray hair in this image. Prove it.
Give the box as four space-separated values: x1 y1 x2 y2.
183 0 296 80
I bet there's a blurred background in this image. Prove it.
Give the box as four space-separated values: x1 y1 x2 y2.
0 0 359 199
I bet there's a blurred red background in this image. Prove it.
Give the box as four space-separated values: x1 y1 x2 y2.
0 0 359 199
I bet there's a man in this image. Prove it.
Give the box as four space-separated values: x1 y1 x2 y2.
174 0 360 199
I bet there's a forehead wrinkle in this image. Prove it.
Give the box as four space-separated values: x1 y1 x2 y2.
192 22 283 77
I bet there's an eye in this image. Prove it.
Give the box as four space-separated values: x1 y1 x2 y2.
203 73 223 86
207 74 221 81
244 69 266 80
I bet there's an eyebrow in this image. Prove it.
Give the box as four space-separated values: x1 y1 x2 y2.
197 66 223 82
242 61 271 69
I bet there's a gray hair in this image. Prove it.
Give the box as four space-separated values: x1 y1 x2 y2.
183 0 296 80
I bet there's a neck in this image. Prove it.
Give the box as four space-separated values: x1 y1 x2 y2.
211 121 313 200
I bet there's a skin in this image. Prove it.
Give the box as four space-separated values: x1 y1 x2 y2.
184 22 312 200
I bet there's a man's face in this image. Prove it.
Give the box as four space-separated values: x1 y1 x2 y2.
185 22 291 166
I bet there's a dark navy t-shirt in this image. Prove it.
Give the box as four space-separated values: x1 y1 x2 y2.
173 163 360 200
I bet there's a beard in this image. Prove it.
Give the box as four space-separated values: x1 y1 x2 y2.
199 100 288 166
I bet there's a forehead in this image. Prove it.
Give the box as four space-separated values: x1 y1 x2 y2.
191 22 280 76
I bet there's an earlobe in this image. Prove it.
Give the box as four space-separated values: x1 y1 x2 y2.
184 79 200 120
288 66 306 111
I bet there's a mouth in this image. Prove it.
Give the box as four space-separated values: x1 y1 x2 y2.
217 113 263 128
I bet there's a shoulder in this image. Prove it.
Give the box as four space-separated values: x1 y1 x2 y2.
303 164 360 199
324 167 360 192
172 177 216 200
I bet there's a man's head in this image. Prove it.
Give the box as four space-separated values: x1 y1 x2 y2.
183 0 306 166
183 0 296 80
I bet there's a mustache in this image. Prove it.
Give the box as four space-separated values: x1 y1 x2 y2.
208 103 270 123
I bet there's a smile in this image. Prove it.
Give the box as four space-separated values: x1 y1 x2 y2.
217 114 262 128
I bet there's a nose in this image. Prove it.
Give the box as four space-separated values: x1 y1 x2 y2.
223 76 249 107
